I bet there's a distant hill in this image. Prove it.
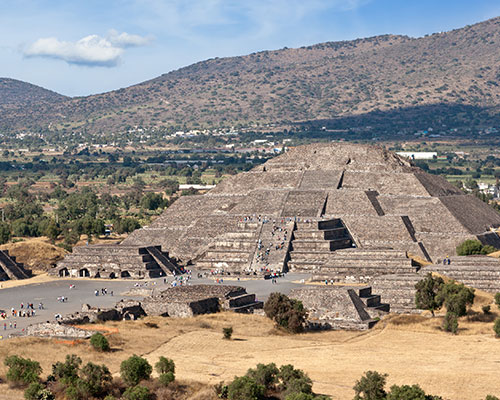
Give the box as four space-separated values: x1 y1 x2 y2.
1 16 500 137
0 78 67 106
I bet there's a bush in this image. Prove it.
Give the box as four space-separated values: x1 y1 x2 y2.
90 332 110 352
415 273 444 316
158 372 175 386
386 384 428 400
4 355 42 387
79 362 112 397
443 312 458 334
495 293 500 309
155 356 175 375
24 382 45 400
486 396 500 400
51 355 81 384
223 326 233 340
494 318 500 338
246 363 279 391
278 364 313 397
120 355 152 387
456 239 497 255
437 281 475 317
353 370 387 400
483 305 491 314
227 376 265 400
264 293 307 333
123 385 151 400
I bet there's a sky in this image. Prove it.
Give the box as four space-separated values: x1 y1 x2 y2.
1 0 499 97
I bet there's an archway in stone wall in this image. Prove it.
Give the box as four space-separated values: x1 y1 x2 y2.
109 272 116 279
120 271 131 278
79 268 90 277
59 268 69 277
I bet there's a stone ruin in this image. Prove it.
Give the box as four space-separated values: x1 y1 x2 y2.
51 245 183 279
26 285 263 338
0 249 32 281
51 143 500 328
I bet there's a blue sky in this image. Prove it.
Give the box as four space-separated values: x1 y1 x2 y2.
1 0 499 97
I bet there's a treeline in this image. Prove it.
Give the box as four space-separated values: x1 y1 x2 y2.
0 183 175 250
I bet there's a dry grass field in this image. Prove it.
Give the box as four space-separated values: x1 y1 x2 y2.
1 289 500 400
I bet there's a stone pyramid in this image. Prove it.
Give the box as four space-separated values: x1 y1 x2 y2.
121 142 500 276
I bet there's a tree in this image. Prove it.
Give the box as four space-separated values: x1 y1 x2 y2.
415 274 445 316
51 354 81 384
456 239 496 256
278 364 313 397
155 356 175 375
353 371 387 400
90 333 110 352
223 326 233 340
494 293 500 309
264 293 308 333
0 222 11 244
246 363 279 391
227 376 265 400
493 318 500 338
443 312 458 334
437 281 475 317
79 362 112 397
44 219 61 243
4 355 42 387
123 385 151 400
120 355 152 387
387 384 427 400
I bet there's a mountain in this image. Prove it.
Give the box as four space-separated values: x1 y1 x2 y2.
1 17 500 137
0 78 67 107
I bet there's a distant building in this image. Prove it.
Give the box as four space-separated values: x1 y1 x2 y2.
396 151 437 160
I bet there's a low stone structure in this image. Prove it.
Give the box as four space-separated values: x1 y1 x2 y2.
0 250 32 281
25 322 96 338
51 245 183 279
290 286 389 330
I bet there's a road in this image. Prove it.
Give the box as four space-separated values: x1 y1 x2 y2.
0 271 312 337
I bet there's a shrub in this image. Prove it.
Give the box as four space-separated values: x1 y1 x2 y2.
227 376 265 400
485 396 500 400
24 382 45 400
483 305 491 314
495 293 500 309
278 364 313 397
414 273 444 316
246 363 279 391
264 293 307 333
386 384 428 400
51 355 81 384
123 385 151 400
443 312 458 334
494 318 500 338
4 355 42 387
223 326 233 340
90 333 110 352
80 362 112 397
353 370 387 400
456 239 484 255
120 355 152 387
155 356 175 375
158 372 175 386
437 281 475 317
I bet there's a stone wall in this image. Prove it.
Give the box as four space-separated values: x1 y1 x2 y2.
25 322 96 338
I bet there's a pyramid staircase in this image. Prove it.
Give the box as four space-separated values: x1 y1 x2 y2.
195 221 260 272
314 248 419 283
288 218 354 271
0 250 31 281
225 291 264 313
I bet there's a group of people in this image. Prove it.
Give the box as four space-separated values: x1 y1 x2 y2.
442 256 452 265
94 288 113 296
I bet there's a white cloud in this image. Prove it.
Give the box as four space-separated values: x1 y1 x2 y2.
24 31 152 67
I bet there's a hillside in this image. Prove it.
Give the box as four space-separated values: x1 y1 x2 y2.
1 17 500 136
0 78 67 107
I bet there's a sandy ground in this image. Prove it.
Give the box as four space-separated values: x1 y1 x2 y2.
0 309 500 400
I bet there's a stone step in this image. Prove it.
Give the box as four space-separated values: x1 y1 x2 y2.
293 227 349 240
212 240 256 250
295 219 343 231
333 249 408 258
237 222 260 230
289 250 333 261
288 261 325 271
324 259 414 268
61 254 155 264
292 239 353 251
195 260 249 270
58 260 162 271
72 245 149 255
225 232 257 239
227 293 256 308
230 301 264 313
358 294 381 307
204 250 252 260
